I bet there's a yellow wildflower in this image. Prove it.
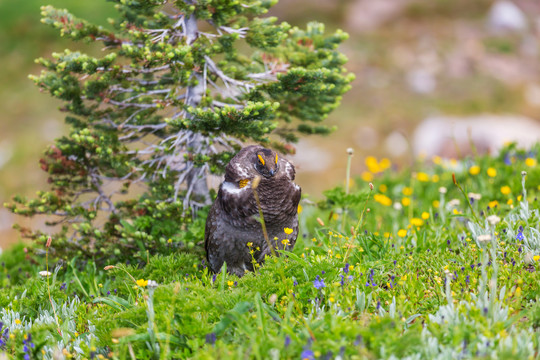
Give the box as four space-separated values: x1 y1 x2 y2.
15 319 21 325
453 209 461 215
507 199 513 205
487 167 497 177
365 156 380 173
500 186 511 195
297 204 303 213
410 218 424 227
533 255 540 261
469 165 480 175
397 229 407 237
379 158 391 170
361 171 373 182
432 200 440 208
284 227 293 235
431 174 440 183
379 184 387 193
525 158 537 167
374 194 392 206
282 239 290 246
401 197 411 206
488 200 499 208
227 280 234 287
402 187 413 196
136 279 148 287
421 212 430 220
432 156 442 165
417 172 429 182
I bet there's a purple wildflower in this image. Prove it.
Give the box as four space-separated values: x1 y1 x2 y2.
205 332 216 345
300 349 315 360
313 275 325 290
284 335 291 348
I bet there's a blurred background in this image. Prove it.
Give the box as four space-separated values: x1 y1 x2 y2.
2 0 540 247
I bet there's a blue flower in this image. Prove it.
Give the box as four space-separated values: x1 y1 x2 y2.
343 263 350 274
504 153 511 165
205 332 216 345
516 231 524 241
300 349 315 360
313 275 325 290
284 335 291 348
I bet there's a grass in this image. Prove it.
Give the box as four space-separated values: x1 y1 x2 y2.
0 143 538 359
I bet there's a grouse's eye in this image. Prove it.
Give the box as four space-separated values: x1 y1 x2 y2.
257 154 265 166
275 154 278 164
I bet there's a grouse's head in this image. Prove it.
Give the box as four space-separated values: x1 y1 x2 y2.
252 147 279 178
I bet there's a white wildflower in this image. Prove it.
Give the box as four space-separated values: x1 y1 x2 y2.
448 199 460 207
477 234 492 244
487 215 500 225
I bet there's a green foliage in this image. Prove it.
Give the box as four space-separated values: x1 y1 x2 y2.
7 0 353 264
0 145 538 358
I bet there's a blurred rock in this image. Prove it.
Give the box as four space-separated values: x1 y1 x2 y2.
488 1 528 33
413 114 540 158
385 131 409 157
354 126 379 150
406 68 436 94
345 0 412 32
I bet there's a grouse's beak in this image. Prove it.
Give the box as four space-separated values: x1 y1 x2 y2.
269 168 276 177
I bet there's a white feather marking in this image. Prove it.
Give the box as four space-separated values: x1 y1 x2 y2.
233 162 249 178
221 181 248 195
284 161 294 179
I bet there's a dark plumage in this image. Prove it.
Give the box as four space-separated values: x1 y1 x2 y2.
204 145 301 276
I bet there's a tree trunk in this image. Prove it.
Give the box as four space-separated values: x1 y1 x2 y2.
183 12 210 209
